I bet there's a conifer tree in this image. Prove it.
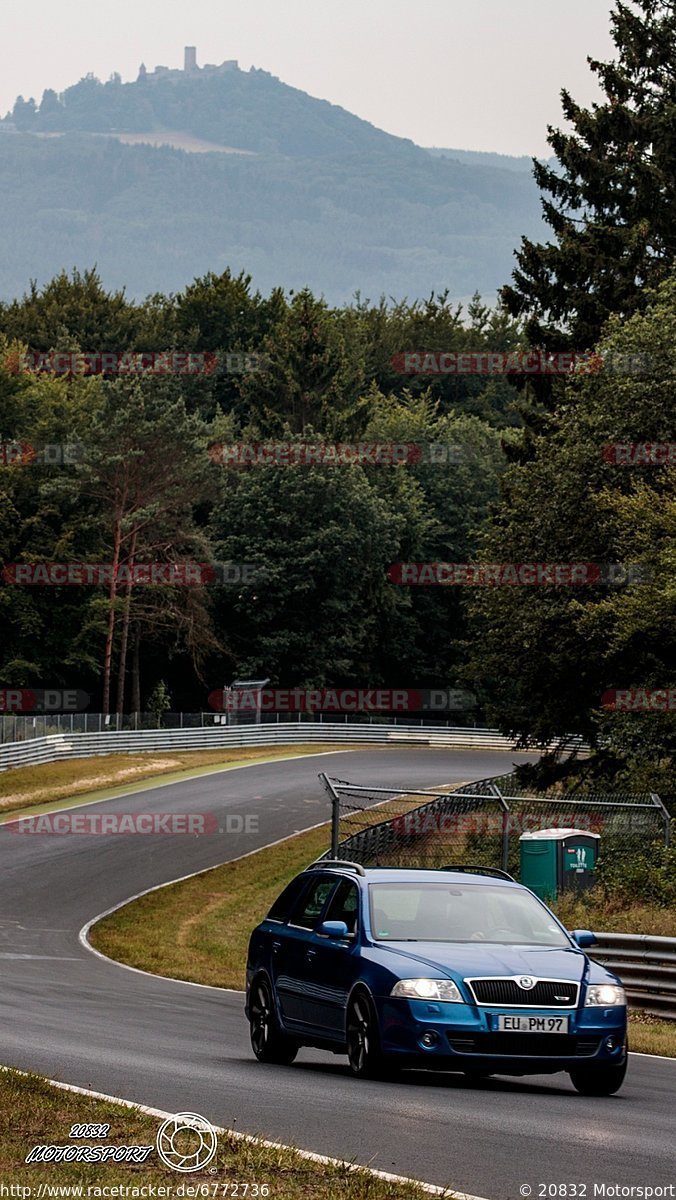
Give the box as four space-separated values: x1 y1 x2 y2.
502 0 676 349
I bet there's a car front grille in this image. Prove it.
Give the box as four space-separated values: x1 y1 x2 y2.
467 978 579 1007
448 1033 599 1057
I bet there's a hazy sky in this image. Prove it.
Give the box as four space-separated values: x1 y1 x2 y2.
2 0 616 156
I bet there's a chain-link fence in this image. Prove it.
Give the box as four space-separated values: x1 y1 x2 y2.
319 771 671 875
0 711 501 744
0 712 220 743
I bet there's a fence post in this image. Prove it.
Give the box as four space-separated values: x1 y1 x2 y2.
319 773 342 858
490 783 511 873
651 793 671 846
501 808 510 873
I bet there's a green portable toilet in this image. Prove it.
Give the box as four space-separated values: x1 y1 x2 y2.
519 827 600 901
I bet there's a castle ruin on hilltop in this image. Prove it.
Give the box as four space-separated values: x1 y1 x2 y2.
138 47 239 83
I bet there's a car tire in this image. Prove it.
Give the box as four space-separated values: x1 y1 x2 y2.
568 1058 627 1096
346 990 388 1079
249 977 299 1065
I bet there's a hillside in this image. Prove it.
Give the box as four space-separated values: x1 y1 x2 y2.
0 63 545 303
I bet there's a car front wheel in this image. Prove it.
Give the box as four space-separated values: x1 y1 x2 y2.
346 990 388 1079
568 1059 627 1096
249 977 298 1065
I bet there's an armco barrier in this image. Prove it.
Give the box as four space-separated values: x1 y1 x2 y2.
0 723 575 772
592 932 676 1020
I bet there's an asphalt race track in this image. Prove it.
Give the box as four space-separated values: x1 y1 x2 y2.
0 747 674 1197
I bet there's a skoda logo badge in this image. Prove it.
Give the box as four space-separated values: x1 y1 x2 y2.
517 975 537 990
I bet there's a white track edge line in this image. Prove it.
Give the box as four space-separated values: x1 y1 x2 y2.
0 1064 486 1199
78 768 448 989
79 816 335 992
629 1050 676 1062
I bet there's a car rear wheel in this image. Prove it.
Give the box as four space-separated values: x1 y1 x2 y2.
346 990 388 1079
249 977 298 1065
568 1059 627 1096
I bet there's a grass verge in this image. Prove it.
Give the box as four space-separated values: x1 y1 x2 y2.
628 1012 676 1057
0 746 345 817
555 893 676 939
0 1067 435 1196
91 823 331 986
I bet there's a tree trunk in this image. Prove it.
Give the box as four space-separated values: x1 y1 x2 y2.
131 629 141 716
115 529 138 716
101 516 123 716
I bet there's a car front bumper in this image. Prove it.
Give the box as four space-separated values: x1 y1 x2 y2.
376 997 627 1074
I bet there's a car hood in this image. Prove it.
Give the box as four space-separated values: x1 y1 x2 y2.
380 941 589 983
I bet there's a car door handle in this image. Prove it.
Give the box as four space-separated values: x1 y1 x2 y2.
305 948 317 961
272 941 282 956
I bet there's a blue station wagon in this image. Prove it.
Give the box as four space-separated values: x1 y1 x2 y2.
245 861 628 1094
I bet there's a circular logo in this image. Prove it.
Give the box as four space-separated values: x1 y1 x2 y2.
156 1112 218 1173
516 976 537 990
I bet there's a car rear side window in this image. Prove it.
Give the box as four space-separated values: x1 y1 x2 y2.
290 876 337 930
266 875 311 923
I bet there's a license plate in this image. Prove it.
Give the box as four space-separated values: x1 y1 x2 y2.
497 1015 569 1033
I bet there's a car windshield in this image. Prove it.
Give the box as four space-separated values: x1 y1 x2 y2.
369 882 570 946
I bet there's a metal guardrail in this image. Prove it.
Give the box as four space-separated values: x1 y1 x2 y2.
0 723 550 772
592 932 676 1020
0 711 531 744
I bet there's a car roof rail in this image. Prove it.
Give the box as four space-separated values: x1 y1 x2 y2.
310 859 366 876
439 864 516 882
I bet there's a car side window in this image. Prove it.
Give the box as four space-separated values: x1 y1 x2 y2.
290 876 337 930
266 875 311 923
323 879 359 933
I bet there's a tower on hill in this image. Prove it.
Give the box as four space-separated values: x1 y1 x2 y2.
139 48 238 81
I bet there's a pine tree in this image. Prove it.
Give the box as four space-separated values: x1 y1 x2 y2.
502 0 676 349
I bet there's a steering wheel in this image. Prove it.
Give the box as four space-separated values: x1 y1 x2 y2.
468 927 514 941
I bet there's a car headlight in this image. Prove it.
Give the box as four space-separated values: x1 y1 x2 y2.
391 978 463 1002
585 984 626 1007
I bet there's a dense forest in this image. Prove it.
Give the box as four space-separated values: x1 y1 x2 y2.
0 272 517 712
0 0 674 795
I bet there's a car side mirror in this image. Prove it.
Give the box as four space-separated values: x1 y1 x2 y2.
572 929 597 948
317 920 353 939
